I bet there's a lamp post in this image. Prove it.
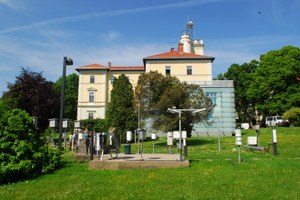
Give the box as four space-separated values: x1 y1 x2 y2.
168 107 206 161
58 57 73 151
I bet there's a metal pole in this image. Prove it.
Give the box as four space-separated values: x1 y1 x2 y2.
183 139 187 157
218 117 221 151
64 129 66 148
141 134 144 160
137 130 140 154
179 110 182 161
51 128 54 147
153 140 155 154
58 57 67 151
238 145 241 163
134 130 137 144
137 100 141 153
138 99 141 129
90 131 94 160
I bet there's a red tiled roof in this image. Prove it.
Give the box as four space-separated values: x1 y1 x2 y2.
76 64 144 71
144 50 215 61
76 64 108 71
110 66 144 71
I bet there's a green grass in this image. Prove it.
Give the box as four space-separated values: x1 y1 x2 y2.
1 127 299 199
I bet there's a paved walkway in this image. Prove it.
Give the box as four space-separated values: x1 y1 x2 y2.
88 153 190 170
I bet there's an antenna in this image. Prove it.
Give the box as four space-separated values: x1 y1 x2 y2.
185 18 194 39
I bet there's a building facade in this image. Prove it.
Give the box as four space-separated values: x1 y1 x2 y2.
76 21 235 136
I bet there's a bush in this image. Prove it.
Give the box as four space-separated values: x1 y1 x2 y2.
0 109 62 184
283 107 300 127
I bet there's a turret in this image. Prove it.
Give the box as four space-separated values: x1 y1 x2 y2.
178 19 205 55
179 33 192 53
192 39 204 55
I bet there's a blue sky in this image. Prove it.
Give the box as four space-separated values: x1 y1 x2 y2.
0 0 299 96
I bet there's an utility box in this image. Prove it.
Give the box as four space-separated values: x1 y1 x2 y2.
49 118 58 128
126 131 132 142
151 133 157 140
173 131 187 139
138 129 146 140
63 118 69 128
247 136 257 146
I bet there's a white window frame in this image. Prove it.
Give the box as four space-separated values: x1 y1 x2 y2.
90 75 95 83
206 92 217 105
89 92 95 103
88 112 94 119
165 66 171 75
187 66 192 75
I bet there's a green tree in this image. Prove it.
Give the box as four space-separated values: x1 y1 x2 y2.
106 74 137 142
214 73 225 80
247 46 300 120
80 118 109 132
0 109 62 184
135 71 212 135
53 73 79 120
1 68 60 131
0 100 9 123
223 60 258 125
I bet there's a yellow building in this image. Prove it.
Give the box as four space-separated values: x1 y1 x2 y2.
144 43 214 82
76 20 235 136
76 63 144 120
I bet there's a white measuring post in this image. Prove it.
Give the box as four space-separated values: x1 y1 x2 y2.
235 129 242 163
272 129 278 155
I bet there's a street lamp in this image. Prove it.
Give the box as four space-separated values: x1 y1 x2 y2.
58 57 73 151
167 107 206 161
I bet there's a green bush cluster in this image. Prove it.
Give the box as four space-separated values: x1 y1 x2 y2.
283 107 300 126
0 109 62 184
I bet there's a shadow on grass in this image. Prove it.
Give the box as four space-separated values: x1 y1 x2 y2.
148 138 216 148
187 138 215 146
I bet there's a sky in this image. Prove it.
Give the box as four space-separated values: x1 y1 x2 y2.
0 0 299 96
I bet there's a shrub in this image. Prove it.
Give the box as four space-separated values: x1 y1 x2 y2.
0 109 62 184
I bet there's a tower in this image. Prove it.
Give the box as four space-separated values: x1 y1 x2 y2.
179 19 205 55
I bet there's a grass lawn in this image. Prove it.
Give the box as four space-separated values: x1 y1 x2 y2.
1 127 299 199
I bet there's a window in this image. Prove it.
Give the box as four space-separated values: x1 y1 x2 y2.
90 76 95 83
206 92 217 105
88 113 94 119
187 66 192 75
165 66 171 76
89 92 95 102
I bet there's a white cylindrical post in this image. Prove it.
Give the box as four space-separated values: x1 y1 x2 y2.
151 133 156 154
272 129 278 155
167 132 173 146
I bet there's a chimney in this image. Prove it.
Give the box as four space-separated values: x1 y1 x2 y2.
107 62 111 67
178 43 183 52
170 48 175 52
